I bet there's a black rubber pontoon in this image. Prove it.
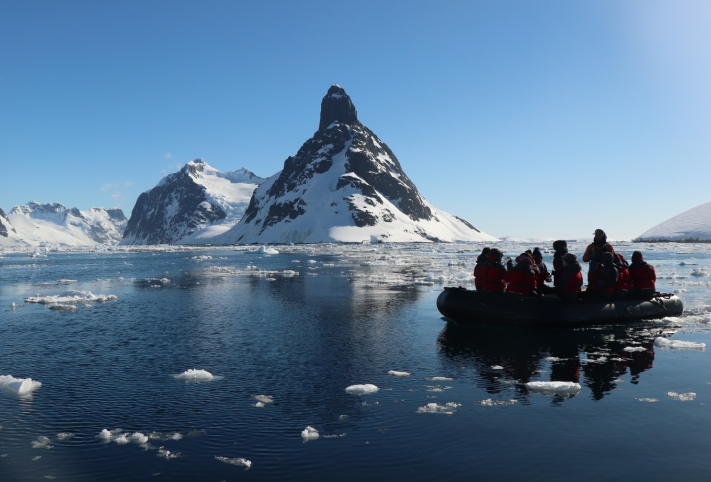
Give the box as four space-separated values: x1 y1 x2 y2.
436 287 684 327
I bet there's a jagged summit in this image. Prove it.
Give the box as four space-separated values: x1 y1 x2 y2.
319 84 358 131
122 159 265 245
213 85 496 244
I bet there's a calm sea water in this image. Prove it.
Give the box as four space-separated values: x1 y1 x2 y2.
1 243 710 481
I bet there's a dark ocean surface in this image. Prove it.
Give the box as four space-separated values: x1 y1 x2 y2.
1 243 710 481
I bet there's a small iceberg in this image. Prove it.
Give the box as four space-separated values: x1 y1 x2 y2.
97 429 113 440
525 381 581 396
255 246 279 255
24 291 118 304
31 436 53 449
131 432 148 444
388 370 411 378
668 391 696 401
0 375 42 395
215 456 251 469
251 394 273 407
416 402 462 414
654 337 706 350
173 369 214 381
345 384 379 394
301 426 320 441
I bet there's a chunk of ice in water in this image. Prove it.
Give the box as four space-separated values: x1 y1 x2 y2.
301 426 320 441
345 384 379 394
416 402 462 414
636 398 659 402
174 369 214 381
623 346 647 352
56 433 74 440
654 337 706 350
215 456 251 469
97 429 112 440
255 246 279 255
525 381 581 395
49 304 77 311
31 436 53 449
252 394 273 405
477 398 517 406
425 377 453 381
388 370 411 377
0 375 42 395
114 434 129 444
157 447 180 459
131 432 148 444
668 391 696 401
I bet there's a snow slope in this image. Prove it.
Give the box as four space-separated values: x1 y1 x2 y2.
212 85 497 244
122 160 264 245
635 201 711 241
0 202 127 247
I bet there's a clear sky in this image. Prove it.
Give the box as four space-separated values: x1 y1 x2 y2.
2 0 710 241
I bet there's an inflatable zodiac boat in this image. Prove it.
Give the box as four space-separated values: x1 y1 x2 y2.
436 287 684 327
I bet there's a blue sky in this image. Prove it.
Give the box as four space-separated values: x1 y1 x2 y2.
2 0 710 240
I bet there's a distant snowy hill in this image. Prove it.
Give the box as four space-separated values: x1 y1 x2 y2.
212 85 497 244
121 160 264 245
635 201 711 241
0 202 127 247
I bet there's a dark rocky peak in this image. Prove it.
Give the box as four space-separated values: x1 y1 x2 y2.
106 208 127 222
319 84 358 131
184 159 207 178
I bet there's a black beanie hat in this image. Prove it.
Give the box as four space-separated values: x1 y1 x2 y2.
553 240 567 252
532 247 542 259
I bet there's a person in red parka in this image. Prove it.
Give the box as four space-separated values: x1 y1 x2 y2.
480 248 508 293
505 255 539 296
474 247 491 291
555 253 583 300
629 251 656 298
613 253 631 298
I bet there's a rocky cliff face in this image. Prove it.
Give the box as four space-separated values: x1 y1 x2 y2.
122 160 264 245
214 85 497 244
0 207 14 238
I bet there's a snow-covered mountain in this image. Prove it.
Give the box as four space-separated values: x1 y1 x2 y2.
635 201 711 241
0 202 127 247
212 85 497 244
121 160 264 245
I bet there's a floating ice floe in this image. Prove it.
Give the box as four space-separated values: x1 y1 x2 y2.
157 447 181 459
301 426 320 441
56 433 74 440
388 370 411 377
114 433 129 444
477 399 518 406
174 369 214 381
654 337 706 350
24 290 118 304
416 402 462 414
0 375 42 395
131 432 149 444
623 346 647 352
215 456 251 469
345 384 379 394
252 394 274 407
668 391 696 401
97 429 113 440
635 398 659 403
525 381 581 396
691 268 709 277
491 365 504 370
425 377 453 381
57 279 77 284
49 304 77 311
31 436 52 449
255 246 279 255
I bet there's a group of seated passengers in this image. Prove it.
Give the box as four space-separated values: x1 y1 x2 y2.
474 229 657 300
